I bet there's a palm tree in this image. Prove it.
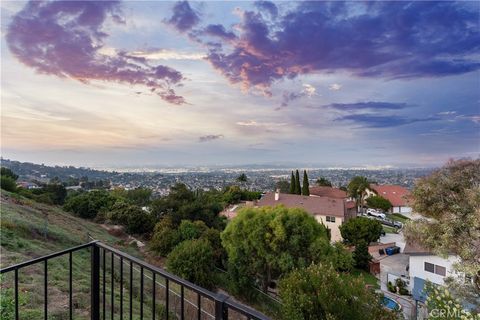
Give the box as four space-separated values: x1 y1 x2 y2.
347 176 370 213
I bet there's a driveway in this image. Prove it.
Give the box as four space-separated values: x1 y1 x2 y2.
380 231 406 252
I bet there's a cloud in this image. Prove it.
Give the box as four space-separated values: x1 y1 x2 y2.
166 1 200 33
336 114 439 128
280 84 317 107
203 24 237 41
7 1 185 104
236 120 287 127
254 1 278 18
198 134 224 142
324 102 411 111
198 2 480 93
328 83 342 91
129 49 206 61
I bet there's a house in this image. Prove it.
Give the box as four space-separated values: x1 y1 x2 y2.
367 184 412 214
309 186 348 199
16 181 39 189
256 190 357 242
404 241 460 302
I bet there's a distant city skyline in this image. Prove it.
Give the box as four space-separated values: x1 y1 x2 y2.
1 1 479 167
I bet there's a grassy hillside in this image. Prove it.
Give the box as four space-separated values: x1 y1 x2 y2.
0 191 151 319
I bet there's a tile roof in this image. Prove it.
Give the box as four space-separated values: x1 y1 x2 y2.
257 192 346 217
309 186 348 199
371 184 411 207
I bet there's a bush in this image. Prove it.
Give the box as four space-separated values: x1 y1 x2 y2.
353 241 372 270
1 176 17 192
0 167 18 180
63 190 117 219
124 207 155 235
150 217 181 256
166 239 215 289
387 281 396 293
279 264 398 320
366 195 392 212
178 220 208 241
339 217 383 245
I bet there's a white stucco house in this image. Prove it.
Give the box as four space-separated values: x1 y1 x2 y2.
404 241 460 302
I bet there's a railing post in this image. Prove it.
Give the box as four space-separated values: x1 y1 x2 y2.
214 293 228 320
91 244 100 320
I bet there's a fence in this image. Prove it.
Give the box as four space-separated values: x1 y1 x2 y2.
0 241 270 320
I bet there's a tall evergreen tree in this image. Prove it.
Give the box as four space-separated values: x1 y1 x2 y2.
302 170 310 196
289 171 295 194
295 170 301 195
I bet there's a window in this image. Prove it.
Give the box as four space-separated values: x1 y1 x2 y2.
424 262 435 273
424 262 447 276
326 216 336 223
435 265 446 276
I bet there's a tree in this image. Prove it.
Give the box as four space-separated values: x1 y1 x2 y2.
279 263 398 320
236 173 248 183
347 176 370 211
339 217 383 245
275 179 290 193
63 190 117 219
302 170 310 196
424 282 477 320
289 171 295 194
404 159 480 305
316 177 332 187
150 217 181 256
178 220 208 241
0 176 17 192
44 183 67 205
0 167 18 181
295 169 301 195
166 239 216 289
221 206 329 293
123 206 155 234
353 241 372 270
366 195 392 212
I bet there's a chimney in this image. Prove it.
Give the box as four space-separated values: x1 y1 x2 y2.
275 189 280 201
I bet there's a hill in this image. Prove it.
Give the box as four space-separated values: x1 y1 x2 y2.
0 191 145 319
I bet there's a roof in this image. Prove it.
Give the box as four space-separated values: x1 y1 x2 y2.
309 186 347 199
403 241 432 255
371 184 411 207
257 192 346 217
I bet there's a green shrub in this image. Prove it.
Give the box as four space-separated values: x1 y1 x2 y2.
166 239 215 289
1 176 17 192
150 217 181 256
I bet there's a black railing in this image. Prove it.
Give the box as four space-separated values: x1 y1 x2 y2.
0 241 269 320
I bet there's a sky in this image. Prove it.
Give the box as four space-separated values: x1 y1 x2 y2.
1 1 479 168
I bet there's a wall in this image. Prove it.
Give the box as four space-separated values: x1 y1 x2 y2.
315 215 343 242
393 206 412 214
409 254 459 286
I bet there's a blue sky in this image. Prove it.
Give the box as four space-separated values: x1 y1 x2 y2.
1 1 479 168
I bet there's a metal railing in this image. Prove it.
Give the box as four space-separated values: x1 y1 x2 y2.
0 241 270 320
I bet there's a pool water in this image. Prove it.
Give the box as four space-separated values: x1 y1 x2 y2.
382 297 401 311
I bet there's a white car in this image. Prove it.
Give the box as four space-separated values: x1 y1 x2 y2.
367 209 386 219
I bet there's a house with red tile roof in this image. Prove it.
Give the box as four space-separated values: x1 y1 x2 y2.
367 184 412 214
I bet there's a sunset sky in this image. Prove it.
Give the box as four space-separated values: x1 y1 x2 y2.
1 1 479 168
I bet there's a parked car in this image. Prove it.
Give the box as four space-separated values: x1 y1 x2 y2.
392 220 403 229
367 209 386 219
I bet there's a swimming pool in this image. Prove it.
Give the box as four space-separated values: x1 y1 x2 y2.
382 297 401 311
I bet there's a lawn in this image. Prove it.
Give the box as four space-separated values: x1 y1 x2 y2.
389 213 410 224
350 269 380 289
383 225 398 234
